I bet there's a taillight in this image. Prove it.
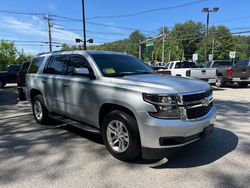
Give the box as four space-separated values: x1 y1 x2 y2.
226 67 233 76
157 70 172 75
186 70 191 77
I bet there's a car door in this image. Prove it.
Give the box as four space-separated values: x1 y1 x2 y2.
42 55 68 115
63 54 97 125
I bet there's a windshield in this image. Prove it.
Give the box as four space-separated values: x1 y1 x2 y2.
90 54 154 77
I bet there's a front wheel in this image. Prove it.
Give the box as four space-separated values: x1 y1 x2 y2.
32 95 50 124
215 77 226 87
102 110 141 161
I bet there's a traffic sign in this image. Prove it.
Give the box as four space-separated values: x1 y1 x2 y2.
192 54 198 61
229 51 236 58
208 54 213 61
146 42 154 47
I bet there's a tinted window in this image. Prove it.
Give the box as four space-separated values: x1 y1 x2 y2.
44 55 67 75
175 61 197 68
20 62 31 72
212 61 232 67
165 63 170 69
235 59 250 67
28 57 44 73
169 63 174 69
67 55 92 75
91 54 153 77
8 65 21 73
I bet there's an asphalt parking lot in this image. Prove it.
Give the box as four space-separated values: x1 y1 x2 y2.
0 84 250 188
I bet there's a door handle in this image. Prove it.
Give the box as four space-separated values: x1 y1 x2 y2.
41 80 46 84
63 83 69 87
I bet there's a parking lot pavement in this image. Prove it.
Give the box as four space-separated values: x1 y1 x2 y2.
0 85 250 188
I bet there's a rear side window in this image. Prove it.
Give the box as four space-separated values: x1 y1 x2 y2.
66 55 92 75
44 55 68 75
28 57 45 73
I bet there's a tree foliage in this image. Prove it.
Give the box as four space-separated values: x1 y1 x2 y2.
0 40 33 70
60 21 250 64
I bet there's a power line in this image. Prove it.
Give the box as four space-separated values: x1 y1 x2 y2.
212 15 250 24
87 0 208 20
0 10 44 16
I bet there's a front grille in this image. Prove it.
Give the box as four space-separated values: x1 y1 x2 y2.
182 89 212 103
186 102 213 119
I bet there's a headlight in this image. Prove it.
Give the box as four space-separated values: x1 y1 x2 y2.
142 93 180 119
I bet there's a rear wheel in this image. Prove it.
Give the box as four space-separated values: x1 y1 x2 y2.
32 95 50 124
238 82 249 88
0 79 6 88
102 110 141 161
215 76 226 87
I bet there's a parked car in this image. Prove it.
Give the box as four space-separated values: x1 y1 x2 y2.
16 61 31 100
0 64 21 88
159 61 217 84
26 51 216 161
203 59 250 87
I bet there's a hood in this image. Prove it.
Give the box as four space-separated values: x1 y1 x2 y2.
110 74 210 94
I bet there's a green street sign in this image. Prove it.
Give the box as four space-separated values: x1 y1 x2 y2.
146 42 154 47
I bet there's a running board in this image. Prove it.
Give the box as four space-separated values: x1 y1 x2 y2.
50 113 101 134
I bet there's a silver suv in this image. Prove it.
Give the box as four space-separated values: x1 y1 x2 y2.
26 51 216 161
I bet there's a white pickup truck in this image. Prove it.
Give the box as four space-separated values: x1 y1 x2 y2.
158 61 217 84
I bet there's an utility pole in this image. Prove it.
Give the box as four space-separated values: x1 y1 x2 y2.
139 44 142 59
44 13 52 52
211 36 215 60
205 11 209 61
202 7 219 61
82 0 87 50
162 27 165 63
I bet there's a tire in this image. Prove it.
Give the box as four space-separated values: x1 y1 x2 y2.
102 110 141 161
0 79 6 88
215 76 225 87
238 82 249 88
32 95 50 125
18 90 26 101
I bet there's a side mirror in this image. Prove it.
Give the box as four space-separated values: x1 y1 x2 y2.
73 68 95 79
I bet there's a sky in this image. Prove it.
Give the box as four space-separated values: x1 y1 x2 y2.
0 0 250 54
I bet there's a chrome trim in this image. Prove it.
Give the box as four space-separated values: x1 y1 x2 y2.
185 98 213 109
184 96 213 106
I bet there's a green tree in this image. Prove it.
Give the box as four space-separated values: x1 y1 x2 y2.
196 25 235 63
0 40 17 70
16 49 33 64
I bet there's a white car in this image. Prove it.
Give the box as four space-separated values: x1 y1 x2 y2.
160 61 217 84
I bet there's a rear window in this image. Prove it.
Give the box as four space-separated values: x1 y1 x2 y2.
235 59 250 67
175 61 197 68
28 56 45 73
20 62 31 72
212 61 233 67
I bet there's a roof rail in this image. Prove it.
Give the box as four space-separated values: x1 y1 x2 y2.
37 52 51 56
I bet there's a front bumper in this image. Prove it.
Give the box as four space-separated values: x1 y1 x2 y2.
137 106 216 149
